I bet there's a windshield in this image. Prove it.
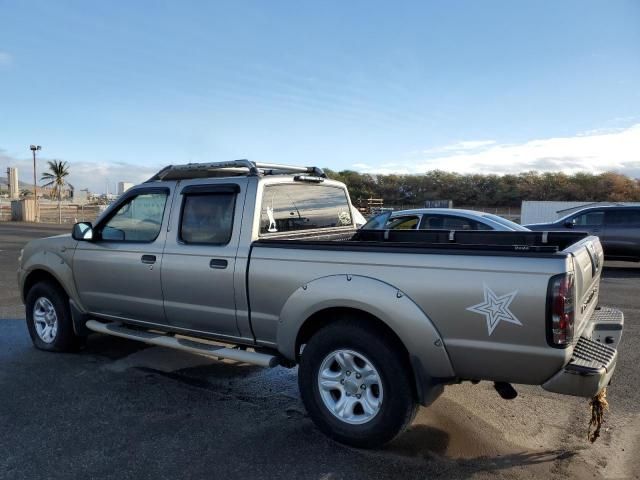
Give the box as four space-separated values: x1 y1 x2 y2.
361 211 392 230
481 214 530 231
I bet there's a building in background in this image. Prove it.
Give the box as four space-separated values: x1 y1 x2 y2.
7 167 19 199
73 188 90 204
117 182 134 195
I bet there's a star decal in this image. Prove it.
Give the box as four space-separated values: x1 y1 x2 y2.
466 284 522 336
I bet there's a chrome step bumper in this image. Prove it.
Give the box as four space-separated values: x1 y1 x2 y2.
542 308 623 398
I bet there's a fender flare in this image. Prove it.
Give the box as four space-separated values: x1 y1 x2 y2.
22 250 73 294
21 251 91 335
276 274 455 380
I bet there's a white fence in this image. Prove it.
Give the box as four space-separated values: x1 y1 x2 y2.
0 199 106 223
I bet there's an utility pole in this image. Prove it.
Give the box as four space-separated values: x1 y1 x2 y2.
30 145 41 222
30 145 41 198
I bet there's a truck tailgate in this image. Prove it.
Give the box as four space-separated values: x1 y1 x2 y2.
563 235 604 337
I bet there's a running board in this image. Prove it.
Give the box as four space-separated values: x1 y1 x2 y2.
85 320 280 368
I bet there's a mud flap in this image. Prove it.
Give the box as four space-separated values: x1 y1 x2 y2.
69 299 91 336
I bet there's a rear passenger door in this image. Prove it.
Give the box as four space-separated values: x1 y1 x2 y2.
161 179 246 338
603 209 640 258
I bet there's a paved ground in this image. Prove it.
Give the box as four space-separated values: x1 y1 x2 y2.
1 222 638 479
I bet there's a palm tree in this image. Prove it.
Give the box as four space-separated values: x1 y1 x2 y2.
41 160 70 224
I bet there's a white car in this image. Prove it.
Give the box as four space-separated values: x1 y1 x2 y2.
363 208 530 231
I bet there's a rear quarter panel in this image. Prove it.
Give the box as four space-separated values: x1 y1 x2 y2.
248 245 573 384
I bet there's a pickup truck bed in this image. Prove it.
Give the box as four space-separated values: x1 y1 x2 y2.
249 228 608 383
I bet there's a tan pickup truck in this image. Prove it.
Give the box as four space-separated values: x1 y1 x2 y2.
18 160 624 447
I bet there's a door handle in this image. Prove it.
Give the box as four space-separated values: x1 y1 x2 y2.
141 254 157 264
209 259 228 269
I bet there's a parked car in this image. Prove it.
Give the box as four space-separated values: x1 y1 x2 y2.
18 161 623 448
525 205 640 262
363 208 530 231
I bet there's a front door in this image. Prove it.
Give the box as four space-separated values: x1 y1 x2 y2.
161 179 245 338
72 187 171 324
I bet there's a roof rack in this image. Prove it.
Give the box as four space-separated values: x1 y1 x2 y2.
145 160 327 182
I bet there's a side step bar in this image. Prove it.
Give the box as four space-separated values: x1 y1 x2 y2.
85 320 280 368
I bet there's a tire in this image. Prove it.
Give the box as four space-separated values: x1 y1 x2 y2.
298 318 418 448
25 281 84 352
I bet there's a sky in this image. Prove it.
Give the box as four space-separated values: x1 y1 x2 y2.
1 0 639 193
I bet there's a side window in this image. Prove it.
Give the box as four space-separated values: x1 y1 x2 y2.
469 220 492 230
420 215 445 229
421 215 491 230
180 193 236 245
441 215 475 230
260 184 352 234
573 211 604 226
101 192 168 242
605 209 640 226
386 216 419 230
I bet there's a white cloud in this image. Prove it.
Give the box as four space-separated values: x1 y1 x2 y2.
432 140 497 153
355 124 640 178
0 51 12 67
418 140 496 156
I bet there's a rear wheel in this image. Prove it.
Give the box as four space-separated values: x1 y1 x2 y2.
25 281 84 352
298 319 418 448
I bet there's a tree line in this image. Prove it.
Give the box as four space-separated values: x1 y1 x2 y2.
324 169 640 207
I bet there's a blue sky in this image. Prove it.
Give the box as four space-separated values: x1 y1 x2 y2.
1 0 639 192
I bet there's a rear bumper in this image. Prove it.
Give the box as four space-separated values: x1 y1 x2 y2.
542 307 623 398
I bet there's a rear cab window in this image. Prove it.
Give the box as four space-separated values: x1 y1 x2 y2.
259 183 353 234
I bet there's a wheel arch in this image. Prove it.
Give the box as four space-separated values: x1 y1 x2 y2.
276 274 455 405
295 306 407 361
22 265 89 336
23 268 68 302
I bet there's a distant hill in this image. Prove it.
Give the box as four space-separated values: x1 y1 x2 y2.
0 176 32 190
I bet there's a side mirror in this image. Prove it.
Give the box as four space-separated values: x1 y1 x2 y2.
563 220 574 228
72 222 94 241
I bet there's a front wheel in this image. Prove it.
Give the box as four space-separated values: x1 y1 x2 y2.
25 281 84 352
298 320 418 448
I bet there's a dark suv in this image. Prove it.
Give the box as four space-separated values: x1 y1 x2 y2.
525 206 640 261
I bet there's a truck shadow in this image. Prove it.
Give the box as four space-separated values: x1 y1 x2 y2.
456 448 577 476
381 422 576 472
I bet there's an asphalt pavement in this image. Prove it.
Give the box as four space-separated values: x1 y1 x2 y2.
1 222 638 479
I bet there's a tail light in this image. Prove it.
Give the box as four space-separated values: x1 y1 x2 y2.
547 273 575 347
